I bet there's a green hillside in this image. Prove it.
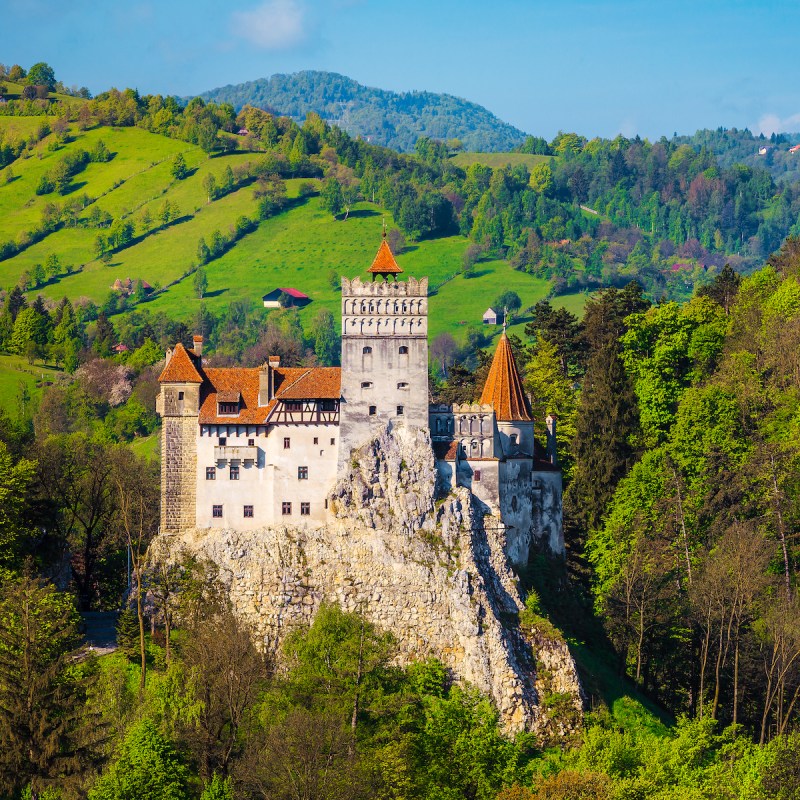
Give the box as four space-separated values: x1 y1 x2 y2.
0 116 552 349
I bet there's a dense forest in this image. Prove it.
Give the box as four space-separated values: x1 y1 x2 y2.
3 61 800 799
195 70 528 153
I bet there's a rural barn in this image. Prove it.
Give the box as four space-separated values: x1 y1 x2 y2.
262 288 311 308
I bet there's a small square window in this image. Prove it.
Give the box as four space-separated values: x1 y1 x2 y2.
178 391 184 400
298 466 308 480
330 438 335 445
324 498 329 509
230 465 239 480
361 381 372 388
397 405 404 416
219 437 227 446
474 470 482 482
399 346 408 354
397 382 408 389
283 437 290 449
300 502 310 516
282 502 292 515
212 504 223 518
313 437 319 445
369 406 376 416
206 467 216 480
248 438 255 446
243 505 253 518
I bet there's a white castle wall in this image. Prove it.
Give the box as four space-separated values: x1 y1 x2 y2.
195 422 340 529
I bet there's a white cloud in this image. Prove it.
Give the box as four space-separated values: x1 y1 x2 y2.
756 111 800 136
231 0 306 50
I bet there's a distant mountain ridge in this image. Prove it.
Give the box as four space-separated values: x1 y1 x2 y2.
194 70 528 153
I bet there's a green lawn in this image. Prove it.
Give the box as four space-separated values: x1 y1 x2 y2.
130 432 160 461
0 353 63 411
551 291 596 318
450 152 554 170
139 196 552 342
430 261 551 341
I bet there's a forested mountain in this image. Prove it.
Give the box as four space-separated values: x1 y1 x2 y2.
674 127 800 184
194 70 528 152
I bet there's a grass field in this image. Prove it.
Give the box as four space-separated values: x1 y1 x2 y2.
0 118 557 345
551 291 596 317
0 353 63 412
451 152 554 170
139 197 553 342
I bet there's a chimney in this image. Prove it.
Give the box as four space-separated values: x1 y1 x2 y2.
259 355 281 405
192 335 203 357
545 414 558 465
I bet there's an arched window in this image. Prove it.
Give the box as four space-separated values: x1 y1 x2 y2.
399 346 408 355
363 346 372 354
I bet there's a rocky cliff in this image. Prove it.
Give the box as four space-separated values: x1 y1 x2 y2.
160 424 583 737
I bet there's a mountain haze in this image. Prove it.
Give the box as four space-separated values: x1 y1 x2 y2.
195 70 528 152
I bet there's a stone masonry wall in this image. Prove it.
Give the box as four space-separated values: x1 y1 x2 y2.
161 416 197 533
159 424 582 737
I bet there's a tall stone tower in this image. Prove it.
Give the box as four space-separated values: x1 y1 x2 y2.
338 237 429 468
155 339 203 533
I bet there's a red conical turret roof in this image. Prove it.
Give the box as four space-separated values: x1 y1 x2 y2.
479 334 532 421
158 342 203 383
367 238 403 276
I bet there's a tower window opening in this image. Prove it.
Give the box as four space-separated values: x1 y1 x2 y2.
397 382 408 389
399 346 408 355
178 391 184 400
298 466 308 480
282 502 292 515
397 405 404 416
206 467 216 480
361 381 373 388
363 346 372 354
283 437 290 449
474 470 482 482
229 465 239 480
244 505 253 518
300 502 311 516
212 505 223 518
369 405 377 416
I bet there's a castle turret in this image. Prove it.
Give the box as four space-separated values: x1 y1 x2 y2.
156 342 203 533
479 333 534 457
338 237 429 468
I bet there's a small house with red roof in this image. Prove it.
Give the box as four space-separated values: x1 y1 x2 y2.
262 287 311 308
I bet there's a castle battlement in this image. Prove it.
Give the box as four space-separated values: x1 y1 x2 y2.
341 275 428 297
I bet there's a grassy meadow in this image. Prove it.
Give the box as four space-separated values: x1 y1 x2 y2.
0 117 566 352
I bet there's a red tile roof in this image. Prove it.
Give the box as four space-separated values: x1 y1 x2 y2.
197 366 341 424
367 239 403 275
278 288 309 299
158 343 203 383
479 334 532 422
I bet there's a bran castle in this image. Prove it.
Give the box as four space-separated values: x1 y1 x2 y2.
157 238 563 568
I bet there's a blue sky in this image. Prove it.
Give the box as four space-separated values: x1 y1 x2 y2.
2 0 798 140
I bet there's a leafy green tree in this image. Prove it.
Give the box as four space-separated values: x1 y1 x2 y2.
203 173 217 204
0 574 95 793
10 307 48 361
26 62 56 91
171 152 188 180
312 308 339 366
0 442 36 567
89 719 190 800
321 176 344 218
194 265 209 299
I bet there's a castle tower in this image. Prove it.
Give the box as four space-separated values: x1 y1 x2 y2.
479 333 534 456
338 237 429 468
156 340 203 533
